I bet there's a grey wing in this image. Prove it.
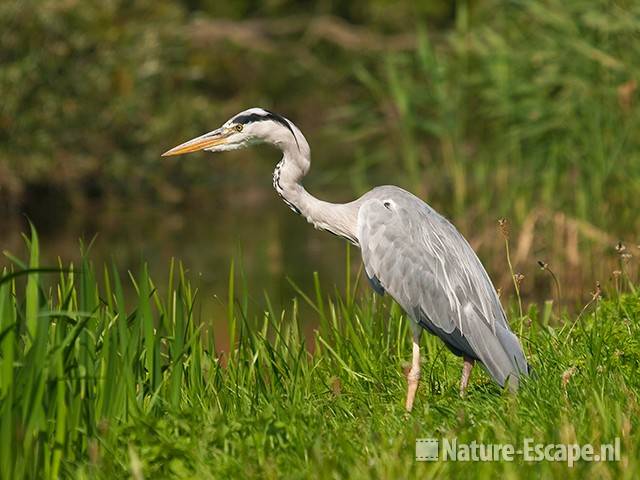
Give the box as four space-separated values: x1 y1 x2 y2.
357 190 528 388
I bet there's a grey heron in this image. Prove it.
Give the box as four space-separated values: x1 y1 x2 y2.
163 107 529 411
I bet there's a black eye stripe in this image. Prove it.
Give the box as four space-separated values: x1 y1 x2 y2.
232 110 300 149
233 113 269 125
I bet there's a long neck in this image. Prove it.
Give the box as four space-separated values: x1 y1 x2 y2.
271 134 360 245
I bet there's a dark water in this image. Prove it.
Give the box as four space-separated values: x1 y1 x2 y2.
1 160 630 345
0 176 355 335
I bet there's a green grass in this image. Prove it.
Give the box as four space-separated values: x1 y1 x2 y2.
1 230 639 478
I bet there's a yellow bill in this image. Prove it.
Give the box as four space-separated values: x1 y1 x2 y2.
162 129 230 157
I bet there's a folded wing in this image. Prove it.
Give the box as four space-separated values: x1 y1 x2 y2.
357 188 528 388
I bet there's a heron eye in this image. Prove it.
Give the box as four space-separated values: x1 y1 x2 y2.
235 124 243 132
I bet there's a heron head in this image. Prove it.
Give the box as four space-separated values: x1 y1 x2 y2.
162 107 302 157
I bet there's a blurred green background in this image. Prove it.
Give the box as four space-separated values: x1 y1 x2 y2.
1 0 639 311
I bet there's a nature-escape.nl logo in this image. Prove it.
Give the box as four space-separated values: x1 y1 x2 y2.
416 437 620 467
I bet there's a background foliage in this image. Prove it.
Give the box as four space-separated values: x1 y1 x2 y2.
2 0 640 478
2 0 639 220
2 0 639 307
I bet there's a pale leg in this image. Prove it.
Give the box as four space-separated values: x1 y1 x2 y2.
460 357 475 397
405 329 422 412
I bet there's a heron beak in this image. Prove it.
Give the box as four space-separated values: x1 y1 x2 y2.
162 128 230 157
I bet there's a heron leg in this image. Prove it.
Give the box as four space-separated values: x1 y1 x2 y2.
460 357 475 397
405 329 422 412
